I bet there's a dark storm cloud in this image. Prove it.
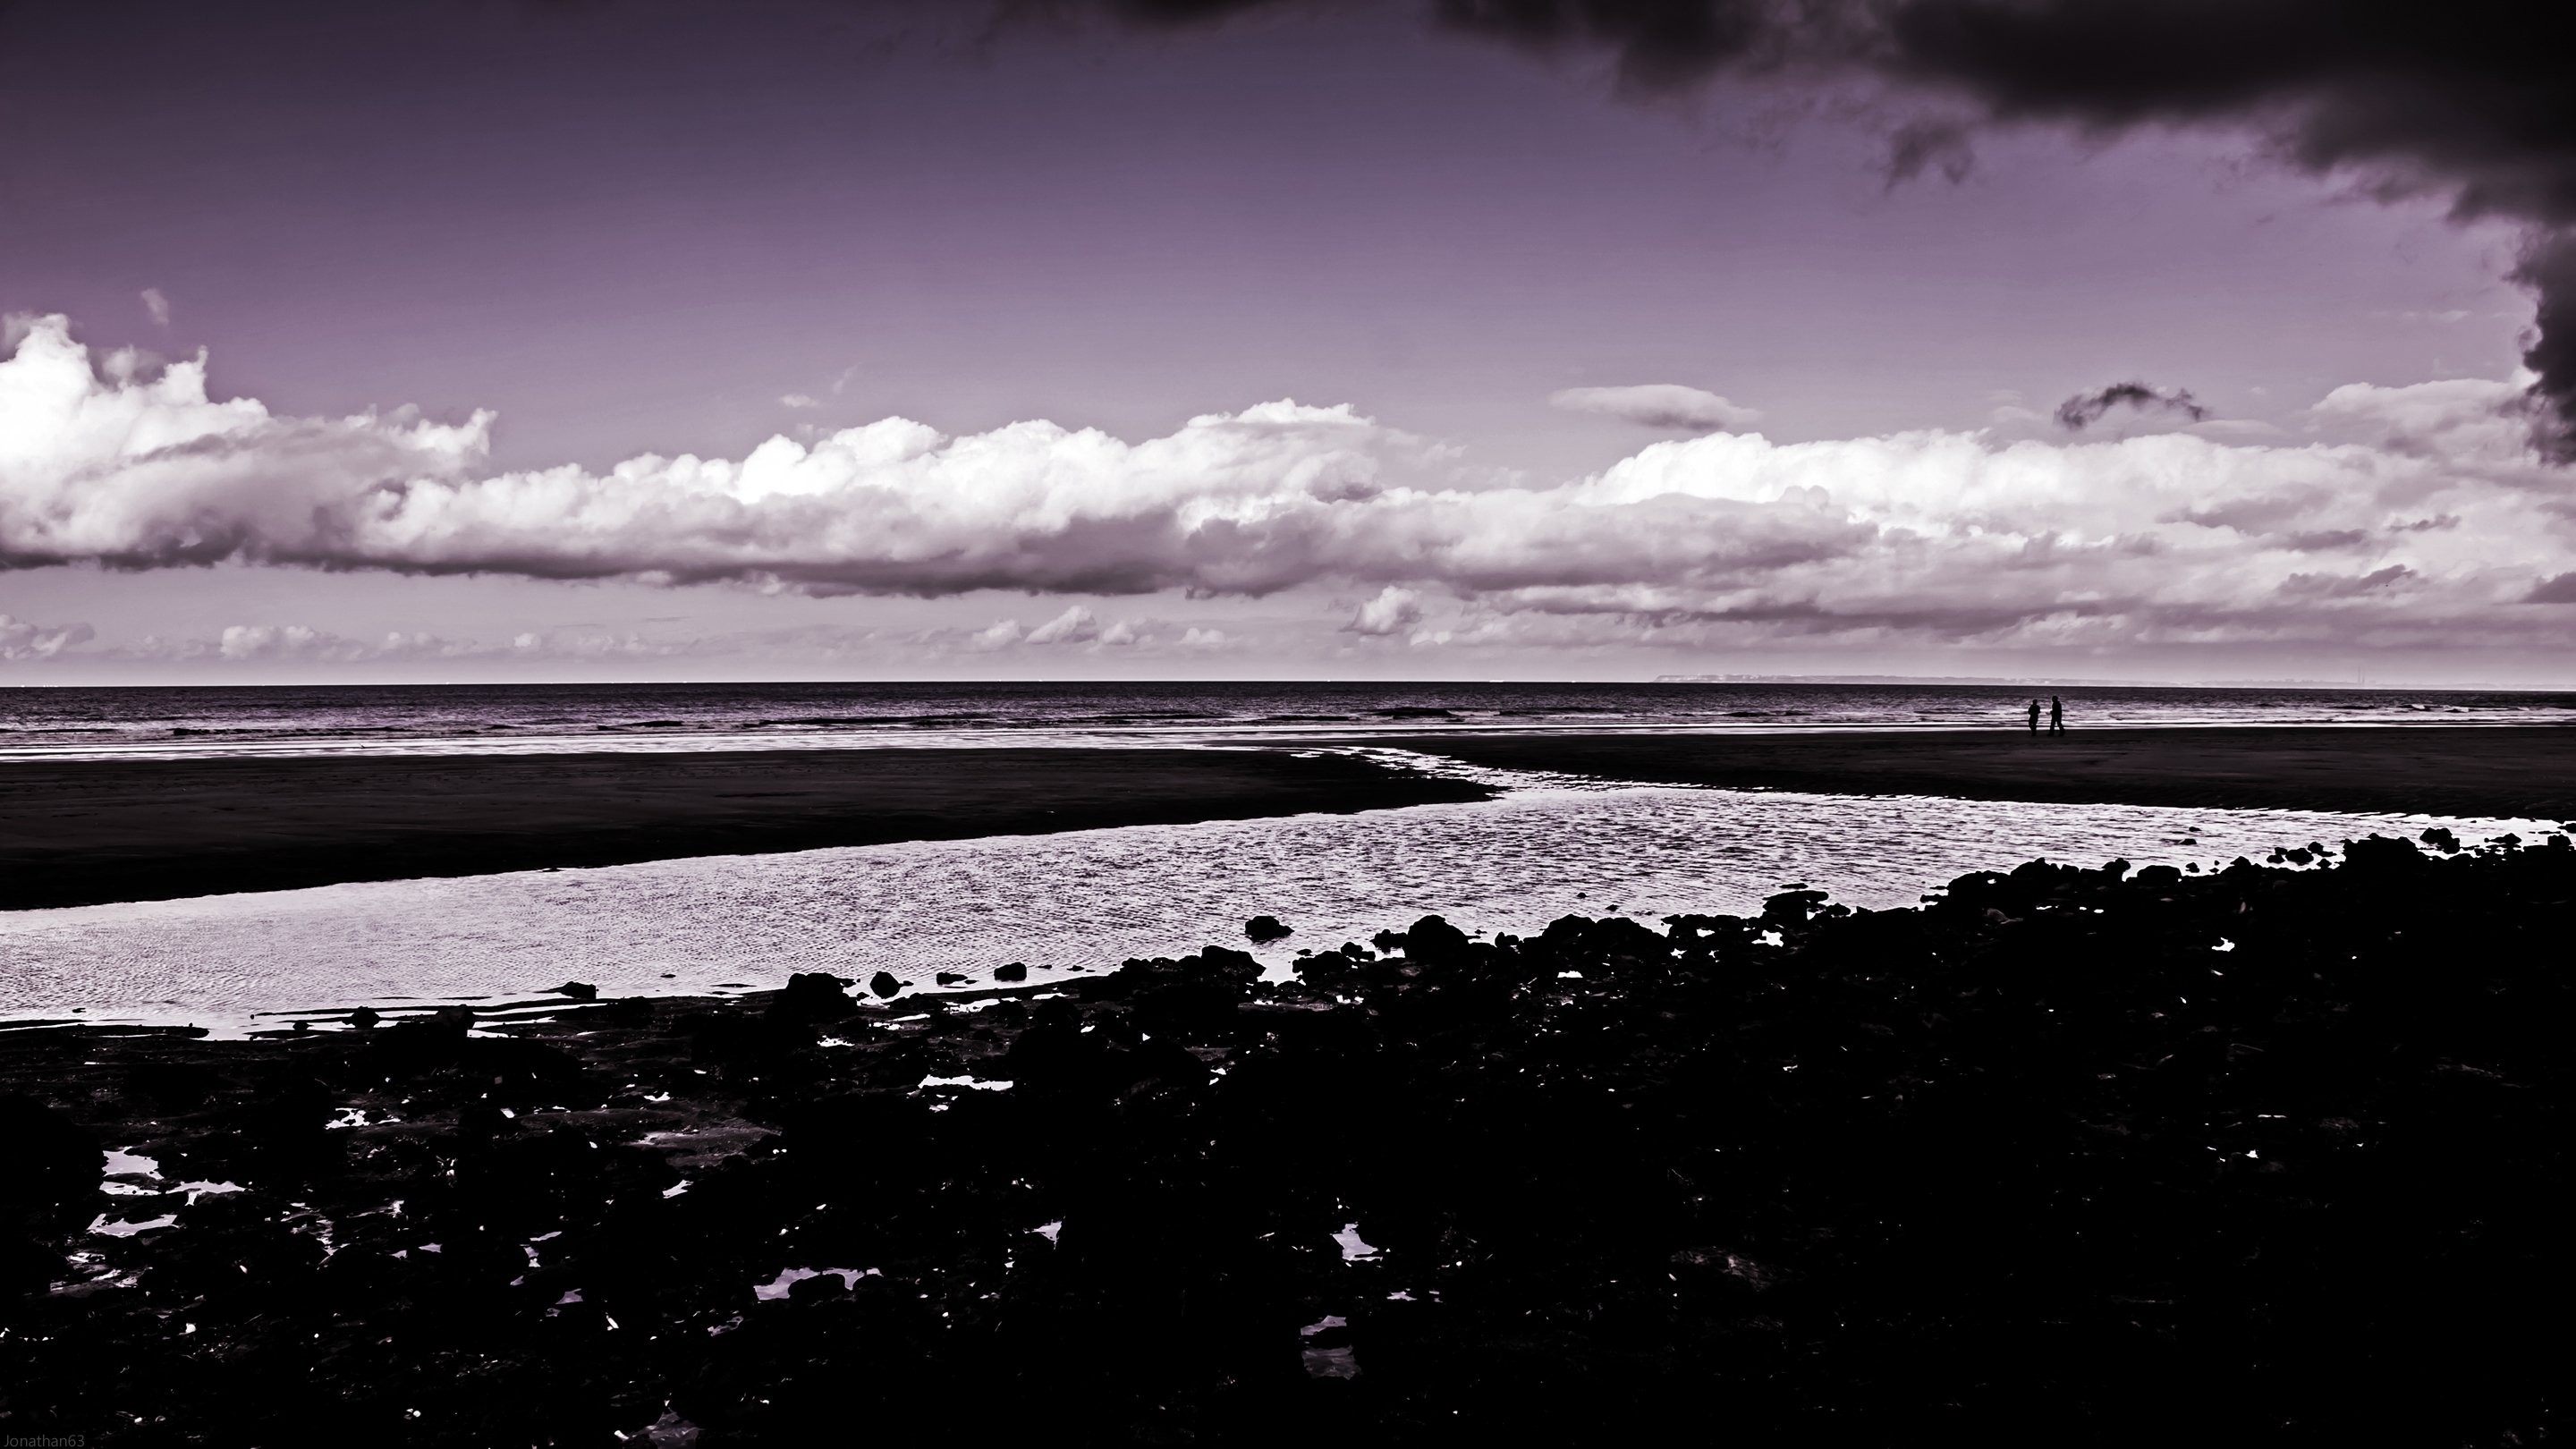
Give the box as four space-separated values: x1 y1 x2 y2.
2054 381 2210 432
2510 233 2576 453
1054 0 2576 456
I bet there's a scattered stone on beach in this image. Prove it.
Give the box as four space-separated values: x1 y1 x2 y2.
0 1094 101 1292
347 1007 381 1030
934 972 970 986
2 833 2563 1445
550 981 600 1000
766 973 856 1023
868 971 905 998
1242 914 1292 944
993 962 1030 982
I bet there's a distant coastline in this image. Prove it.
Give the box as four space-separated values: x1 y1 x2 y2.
1654 673 2563 690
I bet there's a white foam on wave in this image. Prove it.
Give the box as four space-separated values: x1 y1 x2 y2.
0 784 2555 1038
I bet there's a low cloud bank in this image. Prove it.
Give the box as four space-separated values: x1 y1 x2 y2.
9 315 2576 653
2055 382 2209 432
0 613 92 661
1550 384 1760 432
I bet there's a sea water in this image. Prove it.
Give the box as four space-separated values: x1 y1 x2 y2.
5 679 2574 762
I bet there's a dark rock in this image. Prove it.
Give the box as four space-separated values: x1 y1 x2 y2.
869 971 906 998
13 837 2568 1446
934 971 970 986
787 1270 851 1303
125 1061 233 1112
347 1006 382 1029
551 980 600 1000
768 971 856 1022
993 962 1030 982
2343 833 2428 871
586 996 657 1028
456 1101 517 1140
0 1094 103 1235
1295 949 1361 990
682 1013 806 1065
1244 914 1292 944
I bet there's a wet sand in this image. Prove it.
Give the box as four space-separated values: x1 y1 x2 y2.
13 725 2572 914
1389 724 2576 822
0 748 1491 911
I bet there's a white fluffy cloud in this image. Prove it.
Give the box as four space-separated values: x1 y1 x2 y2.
0 613 92 660
1025 605 1100 644
1549 384 1761 432
10 313 2576 655
1345 584 1425 636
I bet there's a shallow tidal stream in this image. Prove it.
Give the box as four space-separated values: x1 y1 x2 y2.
3 758 2555 1038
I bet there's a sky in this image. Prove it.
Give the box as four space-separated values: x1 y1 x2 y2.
4 0 2574 686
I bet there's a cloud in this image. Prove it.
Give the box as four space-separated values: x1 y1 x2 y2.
1345 584 1424 636
0 613 93 660
121 622 698 665
2054 381 2210 432
780 394 821 409
958 606 1140 648
140 289 170 327
2528 572 2576 604
1024 604 1100 644
1549 384 1759 432
13 315 2576 653
969 618 1026 650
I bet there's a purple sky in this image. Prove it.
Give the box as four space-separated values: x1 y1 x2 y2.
3 0 2569 684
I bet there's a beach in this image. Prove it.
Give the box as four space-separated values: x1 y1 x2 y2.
4 836 2559 1444
1393 724 2576 821
0 747 1491 911
9 725 2574 912
4 709 2570 1442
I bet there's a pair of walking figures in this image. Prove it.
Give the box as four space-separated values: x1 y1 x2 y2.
2029 696 2065 733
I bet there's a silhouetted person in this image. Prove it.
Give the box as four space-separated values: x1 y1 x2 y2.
2027 699 2041 733
2050 695 2066 733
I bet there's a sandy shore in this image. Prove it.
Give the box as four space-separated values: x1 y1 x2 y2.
0 748 1491 911
1387 724 2576 822
13 725 2572 913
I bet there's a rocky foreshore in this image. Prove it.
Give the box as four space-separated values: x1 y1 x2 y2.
2 833 2564 1446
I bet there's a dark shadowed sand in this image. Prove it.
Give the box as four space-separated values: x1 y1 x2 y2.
0 748 1492 911
13 726 2572 914
1383 724 2576 822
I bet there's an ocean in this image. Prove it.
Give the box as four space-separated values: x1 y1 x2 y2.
4 680 2569 1034
5 679 2575 761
